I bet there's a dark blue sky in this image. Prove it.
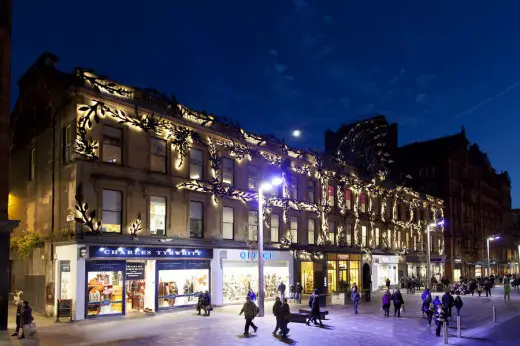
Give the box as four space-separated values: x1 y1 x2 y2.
11 1 520 206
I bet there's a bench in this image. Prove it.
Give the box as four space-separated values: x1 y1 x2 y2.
299 309 329 320
290 312 309 323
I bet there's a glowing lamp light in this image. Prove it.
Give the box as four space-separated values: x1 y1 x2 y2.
99 247 105 251
271 177 283 186
260 182 272 191
292 129 301 137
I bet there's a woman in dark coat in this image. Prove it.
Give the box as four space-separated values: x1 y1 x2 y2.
392 289 404 317
11 301 24 337
306 289 323 326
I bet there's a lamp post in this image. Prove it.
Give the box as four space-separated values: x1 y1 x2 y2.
426 220 444 289
257 177 282 317
486 236 500 277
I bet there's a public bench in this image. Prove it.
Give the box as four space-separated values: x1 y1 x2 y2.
298 309 329 320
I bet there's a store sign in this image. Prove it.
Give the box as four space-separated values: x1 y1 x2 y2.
126 263 145 280
240 251 273 260
89 246 212 259
60 261 71 273
380 256 390 263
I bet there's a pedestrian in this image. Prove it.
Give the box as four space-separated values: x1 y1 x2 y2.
386 278 391 290
381 290 391 317
18 301 34 339
11 300 24 337
504 282 511 302
423 295 435 326
442 290 454 318
391 289 404 317
295 282 303 304
278 282 286 300
239 296 259 336
477 282 483 297
202 290 212 316
306 289 323 326
469 280 477 296
435 305 447 337
247 288 257 302
485 280 492 297
421 288 431 317
351 286 361 314
454 293 464 316
289 284 295 302
272 297 282 336
280 298 291 338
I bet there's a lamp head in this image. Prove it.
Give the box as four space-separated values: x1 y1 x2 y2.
260 182 272 191
271 177 283 186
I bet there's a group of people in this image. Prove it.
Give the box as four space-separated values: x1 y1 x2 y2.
196 291 212 316
381 289 405 317
419 287 464 337
11 300 34 339
277 282 303 304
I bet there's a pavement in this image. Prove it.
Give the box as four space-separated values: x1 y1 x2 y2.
1 286 520 346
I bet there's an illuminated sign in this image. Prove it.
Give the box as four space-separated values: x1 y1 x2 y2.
89 246 212 259
239 251 273 260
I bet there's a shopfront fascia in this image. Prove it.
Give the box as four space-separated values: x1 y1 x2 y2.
211 249 294 306
54 244 212 320
325 253 361 295
372 255 400 291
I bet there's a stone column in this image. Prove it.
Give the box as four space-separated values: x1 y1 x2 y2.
0 220 19 330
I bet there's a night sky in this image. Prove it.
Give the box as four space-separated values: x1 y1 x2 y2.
11 1 520 207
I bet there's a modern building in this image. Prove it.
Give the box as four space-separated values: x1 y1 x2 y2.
0 0 20 331
9 53 443 320
395 127 513 280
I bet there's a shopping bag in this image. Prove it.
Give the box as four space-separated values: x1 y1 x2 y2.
23 323 38 337
400 305 405 314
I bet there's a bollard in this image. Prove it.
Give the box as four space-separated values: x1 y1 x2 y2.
457 316 461 338
492 306 497 323
443 321 448 344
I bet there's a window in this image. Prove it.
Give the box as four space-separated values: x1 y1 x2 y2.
248 165 259 190
29 148 36 181
189 201 204 238
361 225 367 247
290 216 298 243
150 196 166 235
63 124 74 163
288 175 298 200
360 194 367 213
102 126 122 164
328 221 336 245
248 210 258 241
438 237 441 253
396 230 401 248
271 214 280 243
102 190 122 233
346 224 352 246
345 189 352 210
307 180 315 203
189 149 204 180
150 138 167 173
413 236 417 251
222 157 234 186
308 219 315 245
222 207 234 239
374 198 381 215
375 227 380 247
328 185 335 207
387 229 391 248
406 232 410 249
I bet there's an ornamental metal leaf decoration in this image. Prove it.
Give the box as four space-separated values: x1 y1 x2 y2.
76 68 133 97
75 103 103 160
129 213 143 236
142 88 179 116
74 183 102 233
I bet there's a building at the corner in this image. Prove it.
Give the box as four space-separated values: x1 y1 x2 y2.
8 53 443 319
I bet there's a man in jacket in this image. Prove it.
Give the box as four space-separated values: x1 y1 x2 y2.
272 297 282 335
435 305 447 337
306 289 323 326
280 298 291 338
239 296 259 335
351 287 361 314
421 288 431 317
11 300 24 337
295 282 303 304
278 282 286 300
441 291 454 318
391 289 404 317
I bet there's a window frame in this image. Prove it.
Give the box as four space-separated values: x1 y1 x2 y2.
149 195 167 236
150 137 167 173
290 216 299 244
307 180 315 203
328 185 336 207
271 214 280 243
222 206 234 240
189 201 204 239
328 220 336 245
29 147 36 181
248 210 259 241
101 189 123 234
102 125 123 165
221 157 234 186
248 165 259 190
288 175 298 200
189 148 204 181
63 124 74 163
308 218 315 245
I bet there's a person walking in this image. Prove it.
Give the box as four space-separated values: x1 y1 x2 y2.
272 297 282 335
18 301 33 339
454 293 464 316
434 305 447 337
11 300 24 337
421 288 431 317
239 296 259 336
442 290 454 318
386 278 391 290
351 286 361 314
306 289 323 326
381 290 391 317
504 282 511 302
278 282 286 300
423 295 435 326
295 282 303 304
289 284 295 302
392 289 404 317
485 279 492 297
280 298 291 338
202 290 212 316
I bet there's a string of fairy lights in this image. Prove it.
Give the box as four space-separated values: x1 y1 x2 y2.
73 69 444 255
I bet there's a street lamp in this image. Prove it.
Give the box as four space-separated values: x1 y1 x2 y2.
257 176 283 317
486 236 500 277
426 220 444 289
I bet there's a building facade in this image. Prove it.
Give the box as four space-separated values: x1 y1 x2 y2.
9 53 443 320
396 128 513 280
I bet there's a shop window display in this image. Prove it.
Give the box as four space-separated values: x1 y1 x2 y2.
157 260 210 310
86 261 125 317
222 261 289 303
301 262 315 294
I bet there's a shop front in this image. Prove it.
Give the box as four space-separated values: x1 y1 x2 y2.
372 255 399 290
54 244 212 320
211 249 293 305
325 253 360 294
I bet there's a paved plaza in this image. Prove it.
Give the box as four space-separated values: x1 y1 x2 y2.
2 287 520 346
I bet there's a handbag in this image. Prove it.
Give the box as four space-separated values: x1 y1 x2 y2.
400 305 405 314
23 323 38 337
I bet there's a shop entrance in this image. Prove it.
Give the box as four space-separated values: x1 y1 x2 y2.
125 261 146 313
